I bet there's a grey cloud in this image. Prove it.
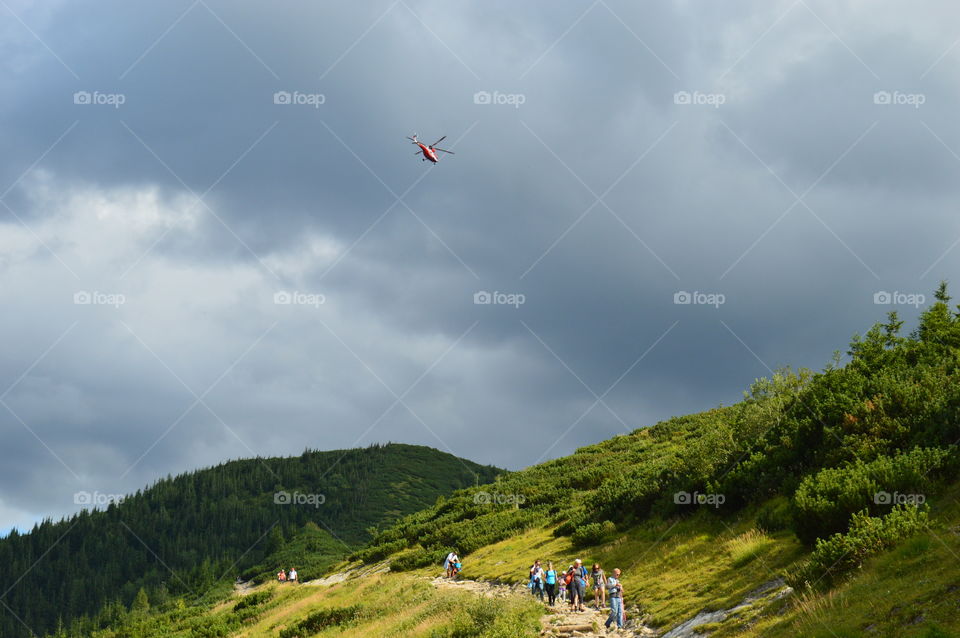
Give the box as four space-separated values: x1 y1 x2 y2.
0 0 958 531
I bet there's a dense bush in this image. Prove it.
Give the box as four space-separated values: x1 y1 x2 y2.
755 497 793 533
570 520 617 547
786 505 929 590
231 590 271 612
792 447 953 544
390 547 443 572
721 291 960 508
350 538 409 563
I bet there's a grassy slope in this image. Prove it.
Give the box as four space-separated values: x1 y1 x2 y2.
103 491 960 638
86 465 960 637
86 572 542 638
102 471 960 638
755 481 960 638
455 500 960 637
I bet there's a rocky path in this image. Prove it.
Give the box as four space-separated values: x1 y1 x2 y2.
432 576 658 637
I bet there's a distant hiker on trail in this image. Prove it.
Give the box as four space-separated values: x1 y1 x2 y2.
529 559 545 600
277 568 286 582
566 559 588 612
591 563 606 610
288 568 298 583
544 561 558 606
444 551 459 578
452 557 462 580
604 568 625 631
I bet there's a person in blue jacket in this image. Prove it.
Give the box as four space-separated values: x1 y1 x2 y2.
544 561 558 605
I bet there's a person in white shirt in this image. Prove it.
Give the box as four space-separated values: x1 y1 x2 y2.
444 551 459 578
529 560 545 600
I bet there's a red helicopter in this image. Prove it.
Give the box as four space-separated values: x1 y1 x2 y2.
407 134 454 164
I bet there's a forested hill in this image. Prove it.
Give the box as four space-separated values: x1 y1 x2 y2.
0 443 500 638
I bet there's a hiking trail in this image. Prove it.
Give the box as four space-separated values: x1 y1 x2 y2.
431 576 658 637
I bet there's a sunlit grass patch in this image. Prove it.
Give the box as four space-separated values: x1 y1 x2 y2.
726 529 775 567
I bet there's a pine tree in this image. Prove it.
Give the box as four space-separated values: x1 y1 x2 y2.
130 588 150 615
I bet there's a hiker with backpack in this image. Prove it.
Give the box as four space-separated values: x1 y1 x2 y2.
544 561 558 605
591 563 606 610
277 568 286 582
287 567 298 583
604 568 625 631
566 559 588 612
452 557 462 580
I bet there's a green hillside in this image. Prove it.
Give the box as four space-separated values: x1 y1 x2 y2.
28 283 960 638
0 443 500 638
343 283 960 635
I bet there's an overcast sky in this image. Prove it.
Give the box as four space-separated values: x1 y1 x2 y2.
1 0 958 533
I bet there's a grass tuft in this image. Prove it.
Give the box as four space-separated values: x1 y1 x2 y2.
726 529 774 568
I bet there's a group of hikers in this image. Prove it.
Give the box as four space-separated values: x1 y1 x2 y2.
276 567 298 583
441 550 626 632
529 558 626 631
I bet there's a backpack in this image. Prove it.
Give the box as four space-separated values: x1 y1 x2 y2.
563 571 574 585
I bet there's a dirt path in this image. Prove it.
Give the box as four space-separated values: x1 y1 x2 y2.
303 560 390 587
432 576 658 637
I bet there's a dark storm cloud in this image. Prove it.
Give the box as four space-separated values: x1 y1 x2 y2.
1 0 959 532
